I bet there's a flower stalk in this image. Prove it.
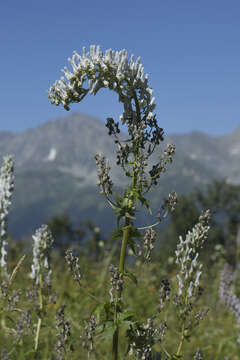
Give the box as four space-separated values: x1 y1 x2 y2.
49 45 176 359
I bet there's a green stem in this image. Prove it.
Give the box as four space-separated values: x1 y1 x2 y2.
119 219 131 274
176 324 185 356
112 327 119 360
176 295 188 356
35 318 42 352
35 273 43 352
112 218 131 360
111 124 138 360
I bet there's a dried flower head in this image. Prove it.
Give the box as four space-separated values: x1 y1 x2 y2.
149 144 175 186
65 249 82 284
143 228 157 262
81 315 97 354
0 349 11 360
55 305 72 360
194 348 203 360
128 318 166 360
94 153 113 195
158 279 171 312
12 310 32 345
109 264 123 303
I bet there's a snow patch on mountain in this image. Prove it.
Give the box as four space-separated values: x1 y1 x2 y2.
44 148 57 162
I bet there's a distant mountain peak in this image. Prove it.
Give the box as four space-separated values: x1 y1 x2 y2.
1 112 238 238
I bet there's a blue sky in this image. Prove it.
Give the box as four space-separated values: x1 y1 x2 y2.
0 0 239 136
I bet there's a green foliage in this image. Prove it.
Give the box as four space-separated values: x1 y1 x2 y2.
0 248 239 359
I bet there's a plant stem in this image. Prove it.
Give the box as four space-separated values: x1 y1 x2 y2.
35 318 42 352
112 327 119 360
112 218 131 360
112 135 138 360
176 325 184 356
119 219 131 274
35 273 43 352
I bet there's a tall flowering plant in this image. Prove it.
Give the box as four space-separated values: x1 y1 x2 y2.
0 155 14 278
48 45 209 359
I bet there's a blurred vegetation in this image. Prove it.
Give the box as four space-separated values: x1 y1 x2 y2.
157 180 240 265
1 179 240 359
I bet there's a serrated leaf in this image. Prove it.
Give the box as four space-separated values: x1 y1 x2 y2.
111 227 123 240
139 196 152 215
92 302 114 324
92 303 106 323
113 207 122 214
103 322 118 342
119 319 134 333
130 228 142 239
124 270 138 285
114 193 123 205
118 310 135 321
127 238 137 256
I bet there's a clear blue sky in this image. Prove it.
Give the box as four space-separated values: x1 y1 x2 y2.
0 0 239 135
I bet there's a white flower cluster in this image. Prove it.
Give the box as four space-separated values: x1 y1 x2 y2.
31 224 54 286
175 210 210 298
0 155 14 276
48 45 156 125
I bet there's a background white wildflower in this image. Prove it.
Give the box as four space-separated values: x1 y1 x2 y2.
31 224 54 286
0 155 14 277
175 210 210 299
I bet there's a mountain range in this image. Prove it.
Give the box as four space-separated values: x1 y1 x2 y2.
0 113 239 239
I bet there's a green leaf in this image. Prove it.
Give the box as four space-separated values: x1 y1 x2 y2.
122 197 129 208
113 207 122 214
104 301 114 320
111 227 123 240
118 310 135 321
124 270 138 285
93 302 114 323
92 304 106 323
103 322 118 342
127 238 137 256
137 194 152 215
24 350 36 357
119 319 134 333
114 193 123 205
130 227 142 239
